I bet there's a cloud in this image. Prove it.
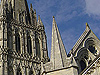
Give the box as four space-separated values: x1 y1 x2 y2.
85 0 100 16
55 0 85 24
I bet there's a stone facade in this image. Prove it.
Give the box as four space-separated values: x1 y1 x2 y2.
0 0 49 75
0 0 100 75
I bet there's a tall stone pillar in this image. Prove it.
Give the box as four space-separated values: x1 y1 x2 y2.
31 32 36 57
0 54 4 75
33 33 36 56
12 26 16 51
19 29 23 54
21 31 25 54
2 54 8 75
4 23 7 48
0 22 4 48
39 32 44 74
24 30 27 53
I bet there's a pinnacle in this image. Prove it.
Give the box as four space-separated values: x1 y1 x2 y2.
34 9 36 14
53 16 55 18
86 22 88 26
30 3 33 11
86 22 90 29
38 15 40 20
30 4 33 8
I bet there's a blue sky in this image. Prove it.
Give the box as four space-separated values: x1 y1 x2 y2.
27 0 100 57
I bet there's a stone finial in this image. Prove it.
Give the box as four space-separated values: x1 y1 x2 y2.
30 4 32 8
34 9 36 14
53 16 55 18
30 3 33 12
86 22 90 30
38 15 40 21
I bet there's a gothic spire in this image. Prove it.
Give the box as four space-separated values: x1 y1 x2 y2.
38 15 44 26
37 15 44 30
34 9 37 26
37 15 41 26
30 4 34 25
30 4 33 14
50 16 67 69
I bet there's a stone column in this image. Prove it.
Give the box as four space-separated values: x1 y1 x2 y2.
0 22 4 48
4 22 7 48
23 12 26 25
2 54 8 75
33 33 36 56
0 54 4 75
12 0 15 19
20 29 24 54
43 34 48 60
30 33 35 57
24 30 27 53
21 32 25 54
12 26 16 51
39 32 44 74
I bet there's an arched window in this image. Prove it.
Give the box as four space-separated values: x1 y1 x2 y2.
8 66 14 75
88 46 96 54
7 30 13 49
17 68 22 75
15 33 20 53
80 60 86 71
27 36 32 55
36 38 40 57
29 70 33 75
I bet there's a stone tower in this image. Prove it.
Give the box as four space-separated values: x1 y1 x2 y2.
0 0 49 75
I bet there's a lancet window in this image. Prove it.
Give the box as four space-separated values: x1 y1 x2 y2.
36 38 40 57
27 35 32 55
80 60 86 71
16 68 22 75
15 32 20 53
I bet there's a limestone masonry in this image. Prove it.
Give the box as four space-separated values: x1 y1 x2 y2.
0 0 100 75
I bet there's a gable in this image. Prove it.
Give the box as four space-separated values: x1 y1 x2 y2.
68 24 100 56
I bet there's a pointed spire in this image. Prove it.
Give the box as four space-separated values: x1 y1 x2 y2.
30 3 33 12
34 9 37 26
34 9 36 14
38 15 41 25
30 4 34 25
86 23 90 30
38 15 40 21
38 15 44 26
50 16 67 69
40 18 44 26
30 3 33 9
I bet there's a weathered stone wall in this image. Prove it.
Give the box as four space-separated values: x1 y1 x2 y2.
44 67 78 75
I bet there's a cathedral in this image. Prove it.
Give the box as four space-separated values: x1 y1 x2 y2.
0 0 100 75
